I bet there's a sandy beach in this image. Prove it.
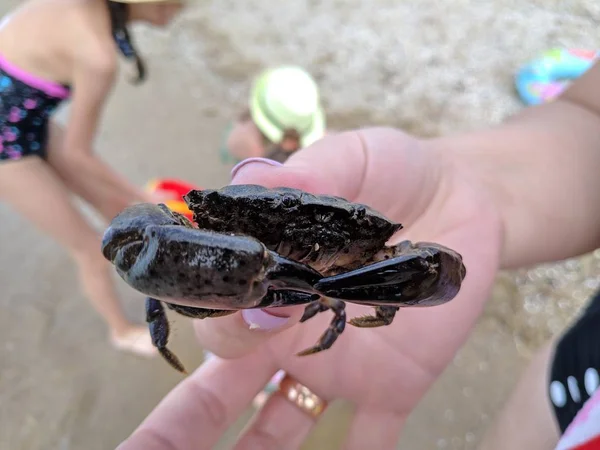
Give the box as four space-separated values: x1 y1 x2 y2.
2 1 600 448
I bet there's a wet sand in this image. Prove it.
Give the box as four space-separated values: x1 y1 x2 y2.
2 1 600 449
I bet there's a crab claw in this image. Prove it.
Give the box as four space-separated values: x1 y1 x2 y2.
313 242 467 307
101 203 188 262
102 202 324 310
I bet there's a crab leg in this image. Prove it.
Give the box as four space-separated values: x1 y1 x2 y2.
301 301 399 328
299 300 330 323
145 297 187 374
296 297 346 356
256 289 320 308
166 303 237 320
149 303 237 375
348 305 400 327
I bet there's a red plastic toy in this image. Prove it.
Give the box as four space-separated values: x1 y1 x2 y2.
145 178 199 221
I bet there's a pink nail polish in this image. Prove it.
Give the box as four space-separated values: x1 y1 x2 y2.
230 157 283 179
242 309 289 330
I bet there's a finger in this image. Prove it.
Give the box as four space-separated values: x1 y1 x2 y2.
342 408 405 450
117 351 278 450
230 127 434 226
230 130 368 199
193 306 305 359
234 376 328 450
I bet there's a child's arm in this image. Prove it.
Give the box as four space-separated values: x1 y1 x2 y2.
53 41 151 219
427 62 600 269
225 109 268 160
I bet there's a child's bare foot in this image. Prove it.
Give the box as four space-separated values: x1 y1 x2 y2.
111 325 157 357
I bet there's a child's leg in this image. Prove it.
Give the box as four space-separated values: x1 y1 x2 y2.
478 290 600 450
0 157 156 357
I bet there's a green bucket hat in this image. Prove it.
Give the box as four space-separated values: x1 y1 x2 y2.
249 66 326 148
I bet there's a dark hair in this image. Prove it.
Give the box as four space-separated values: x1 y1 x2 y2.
107 1 146 83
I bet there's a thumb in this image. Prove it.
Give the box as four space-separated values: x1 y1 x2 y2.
229 127 428 224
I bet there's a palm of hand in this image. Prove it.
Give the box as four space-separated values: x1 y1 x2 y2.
242 130 503 422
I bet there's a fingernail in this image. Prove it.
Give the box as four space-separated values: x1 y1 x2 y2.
242 309 290 331
203 350 217 362
231 158 283 179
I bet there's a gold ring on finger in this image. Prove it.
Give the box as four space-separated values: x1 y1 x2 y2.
276 373 328 419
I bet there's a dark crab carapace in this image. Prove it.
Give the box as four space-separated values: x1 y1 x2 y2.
101 185 467 373
185 184 405 275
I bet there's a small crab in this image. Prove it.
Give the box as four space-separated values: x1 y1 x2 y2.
101 185 466 373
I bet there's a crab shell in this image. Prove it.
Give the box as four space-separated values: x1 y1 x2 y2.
184 184 403 275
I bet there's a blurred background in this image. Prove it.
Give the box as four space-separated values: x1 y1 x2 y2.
1 0 600 448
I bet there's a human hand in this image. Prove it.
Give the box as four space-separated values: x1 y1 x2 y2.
117 127 503 449
226 119 267 161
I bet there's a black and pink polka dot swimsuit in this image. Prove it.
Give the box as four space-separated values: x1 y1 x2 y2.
0 53 71 162
0 29 133 163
